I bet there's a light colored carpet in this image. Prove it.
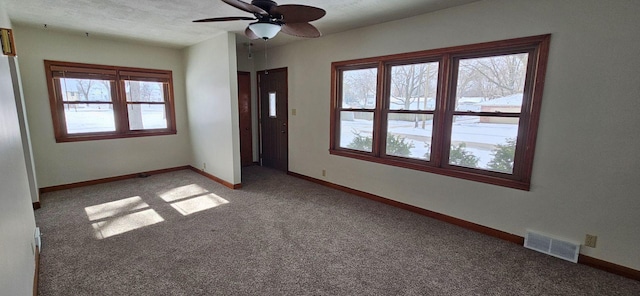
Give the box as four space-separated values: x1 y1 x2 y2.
36 166 640 295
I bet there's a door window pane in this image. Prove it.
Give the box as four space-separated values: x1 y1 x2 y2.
455 53 528 113
340 111 374 152
386 114 433 160
269 92 277 118
64 103 115 133
342 68 378 109
389 62 438 111
449 115 519 173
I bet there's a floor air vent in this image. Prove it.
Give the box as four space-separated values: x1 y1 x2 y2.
524 230 579 263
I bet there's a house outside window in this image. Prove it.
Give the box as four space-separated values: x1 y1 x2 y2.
44 60 177 142
330 35 551 190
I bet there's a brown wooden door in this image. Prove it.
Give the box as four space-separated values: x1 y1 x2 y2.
258 68 288 171
237 72 253 167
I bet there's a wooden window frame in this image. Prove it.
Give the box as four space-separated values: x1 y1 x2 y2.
45 60 177 142
330 35 551 190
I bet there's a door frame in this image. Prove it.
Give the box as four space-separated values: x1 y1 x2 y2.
257 67 288 171
237 71 253 167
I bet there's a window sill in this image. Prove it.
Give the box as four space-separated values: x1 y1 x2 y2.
329 149 530 191
55 130 177 143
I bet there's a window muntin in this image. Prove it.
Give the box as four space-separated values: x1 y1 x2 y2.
389 62 438 111
124 80 169 130
340 111 375 152
386 115 432 160
337 66 379 152
448 115 519 173
342 68 378 109
56 76 116 134
330 35 550 190
385 61 439 161
63 103 116 134
445 52 529 174
454 53 528 113
45 61 176 142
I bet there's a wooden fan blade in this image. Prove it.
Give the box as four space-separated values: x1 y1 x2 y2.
222 0 268 15
244 27 261 40
271 5 326 23
281 23 321 38
193 16 255 22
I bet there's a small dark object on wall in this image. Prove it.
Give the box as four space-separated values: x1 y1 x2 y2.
0 28 16 56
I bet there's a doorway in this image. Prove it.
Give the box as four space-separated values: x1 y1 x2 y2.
258 68 288 172
237 71 253 167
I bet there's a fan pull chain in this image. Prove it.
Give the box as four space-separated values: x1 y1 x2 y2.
264 39 269 75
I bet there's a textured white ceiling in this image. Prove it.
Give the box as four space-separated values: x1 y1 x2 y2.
4 0 480 48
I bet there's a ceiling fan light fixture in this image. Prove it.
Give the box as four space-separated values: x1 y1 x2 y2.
249 22 281 40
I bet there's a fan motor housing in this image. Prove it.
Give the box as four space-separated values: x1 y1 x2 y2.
252 0 277 11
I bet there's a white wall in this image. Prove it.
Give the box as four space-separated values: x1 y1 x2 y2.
0 5 38 296
185 33 241 185
11 57 39 202
256 0 640 270
13 26 192 187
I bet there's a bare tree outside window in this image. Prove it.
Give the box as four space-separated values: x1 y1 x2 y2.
456 53 528 101
342 68 377 109
75 79 93 101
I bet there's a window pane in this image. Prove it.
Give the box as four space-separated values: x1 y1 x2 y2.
455 53 528 113
339 111 374 152
128 104 168 130
64 103 115 133
389 62 438 111
124 80 165 102
386 114 433 160
449 115 519 173
269 92 276 118
58 78 112 102
342 68 377 109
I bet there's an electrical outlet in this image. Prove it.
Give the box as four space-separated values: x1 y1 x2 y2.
292 109 297 116
585 234 597 248
322 169 326 177
34 227 41 251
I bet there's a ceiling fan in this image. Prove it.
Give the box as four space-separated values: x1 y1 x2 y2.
194 0 326 40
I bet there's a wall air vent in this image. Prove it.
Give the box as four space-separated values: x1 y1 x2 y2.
524 230 579 263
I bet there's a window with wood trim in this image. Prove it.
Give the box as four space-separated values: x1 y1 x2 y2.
45 60 176 142
330 35 550 190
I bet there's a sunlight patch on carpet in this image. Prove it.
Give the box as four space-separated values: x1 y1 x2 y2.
158 184 209 202
91 209 164 239
85 196 149 221
170 193 229 216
